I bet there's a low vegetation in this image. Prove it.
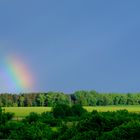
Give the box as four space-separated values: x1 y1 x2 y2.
1 104 140 139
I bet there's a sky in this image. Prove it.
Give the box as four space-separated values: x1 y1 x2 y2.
0 0 140 93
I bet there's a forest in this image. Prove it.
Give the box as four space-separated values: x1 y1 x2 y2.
1 90 140 107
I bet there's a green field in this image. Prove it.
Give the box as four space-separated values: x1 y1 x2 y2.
3 107 52 118
84 105 140 112
3 105 140 118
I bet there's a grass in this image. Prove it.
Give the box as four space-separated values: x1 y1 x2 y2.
84 105 140 113
3 107 52 117
3 105 140 118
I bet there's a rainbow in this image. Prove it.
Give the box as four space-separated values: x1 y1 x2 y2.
0 54 34 93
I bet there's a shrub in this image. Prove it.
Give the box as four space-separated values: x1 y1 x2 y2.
52 104 72 118
99 121 140 140
0 107 14 124
24 112 41 123
71 104 87 117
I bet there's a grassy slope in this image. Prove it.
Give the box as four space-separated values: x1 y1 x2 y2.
3 105 140 118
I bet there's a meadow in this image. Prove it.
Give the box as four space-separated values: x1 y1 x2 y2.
3 105 140 118
3 107 51 118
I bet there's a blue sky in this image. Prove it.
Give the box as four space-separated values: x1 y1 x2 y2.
0 0 140 93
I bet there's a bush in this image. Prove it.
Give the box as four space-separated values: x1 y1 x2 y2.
71 104 87 117
99 121 140 140
52 104 72 118
0 122 24 139
21 122 53 140
24 112 41 123
0 107 14 124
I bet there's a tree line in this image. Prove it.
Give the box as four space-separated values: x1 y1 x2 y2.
1 90 140 107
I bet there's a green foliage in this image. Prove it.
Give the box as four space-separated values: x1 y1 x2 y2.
74 90 98 106
18 95 24 107
37 94 46 106
0 107 14 124
56 109 140 140
41 112 62 127
71 104 87 117
52 104 87 119
99 121 140 140
0 121 53 140
24 112 41 124
52 104 72 118
21 122 53 140
46 92 71 106
1 105 140 139
0 121 24 139
2 91 140 139
1 91 140 107
71 131 98 140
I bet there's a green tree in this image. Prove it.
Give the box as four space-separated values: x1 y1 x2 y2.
127 93 135 105
37 94 46 106
46 92 70 106
119 95 127 105
71 104 87 117
18 95 24 107
52 103 72 118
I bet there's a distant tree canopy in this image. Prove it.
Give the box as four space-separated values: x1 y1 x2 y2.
1 91 140 107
